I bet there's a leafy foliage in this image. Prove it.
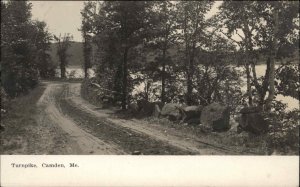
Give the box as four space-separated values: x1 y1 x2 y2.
80 1 299 153
32 20 55 78
1 1 54 97
275 64 299 99
53 33 73 78
264 101 299 153
80 2 95 78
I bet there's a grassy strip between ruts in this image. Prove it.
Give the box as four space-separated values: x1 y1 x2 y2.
58 97 196 155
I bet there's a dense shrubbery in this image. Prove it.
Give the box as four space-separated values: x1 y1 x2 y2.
264 101 299 153
1 1 54 97
275 64 299 99
81 78 120 107
81 78 101 106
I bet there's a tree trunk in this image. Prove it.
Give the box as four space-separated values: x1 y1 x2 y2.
245 64 253 106
84 68 88 78
253 57 271 107
83 32 88 78
186 59 195 106
60 63 66 79
243 25 253 106
245 63 252 106
186 44 195 106
266 6 279 111
186 74 193 105
121 47 129 110
266 55 276 111
83 41 91 78
161 47 166 104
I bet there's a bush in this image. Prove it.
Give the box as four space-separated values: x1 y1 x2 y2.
81 78 101 106
81 78 117 107
264 101 299 154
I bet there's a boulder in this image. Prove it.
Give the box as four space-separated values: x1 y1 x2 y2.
200 103 230 132
137 99 156 116
161 103 182 121
238 106 268 134
128 103 139 114
182 105 203 123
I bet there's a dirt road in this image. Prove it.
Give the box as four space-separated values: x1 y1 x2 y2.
35 81 243 155
36 82 124 154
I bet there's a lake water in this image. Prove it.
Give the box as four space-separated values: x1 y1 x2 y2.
58 65 298 111
238 65 298 111
55 66 95 78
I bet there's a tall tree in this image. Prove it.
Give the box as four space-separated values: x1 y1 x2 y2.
80 2 95 78
1 0 38 96
98 1 154 109
215 1 263 106
146 1 178 103
255 1 299 111
32 20 54 78
215 1 298 110
176 1 214 105
194 34 240 106
53 33 73 78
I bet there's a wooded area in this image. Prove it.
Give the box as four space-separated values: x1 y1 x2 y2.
1 1 53 96
1 1 299 154
80 1 298 107
79 1 299 152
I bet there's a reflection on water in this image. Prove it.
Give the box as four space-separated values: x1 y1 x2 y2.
57 65 298 111
55 66 95 78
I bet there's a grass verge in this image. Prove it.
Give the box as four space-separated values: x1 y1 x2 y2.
0 85 45 154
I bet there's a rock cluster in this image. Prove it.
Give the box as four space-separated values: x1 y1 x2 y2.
128 100 270 135
131 101 231 131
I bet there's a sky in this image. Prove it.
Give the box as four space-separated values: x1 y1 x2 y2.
31 1 222 42
31 1 84 42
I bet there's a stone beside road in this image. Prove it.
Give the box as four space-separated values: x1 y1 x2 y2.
200 102 231 132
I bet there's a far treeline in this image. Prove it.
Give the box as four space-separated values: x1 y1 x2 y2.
80 1 299 111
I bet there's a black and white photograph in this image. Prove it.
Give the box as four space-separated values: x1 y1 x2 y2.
0 0 299 186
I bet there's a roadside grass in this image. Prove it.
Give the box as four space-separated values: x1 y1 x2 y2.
81 78 103 107
0 84 46 154
80 80 268 155
80 79 298 155
145 116 298 155
141 116 271 155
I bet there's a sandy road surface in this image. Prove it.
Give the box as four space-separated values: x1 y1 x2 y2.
36 82 124 154
44 81 240 155
34 81 247 155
